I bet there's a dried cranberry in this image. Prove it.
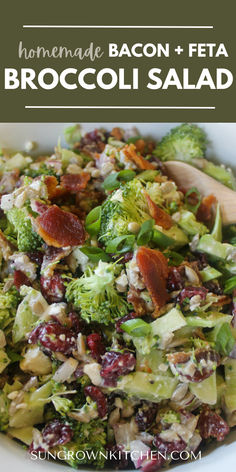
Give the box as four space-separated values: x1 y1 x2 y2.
77 129 105 155
107 444 130 469
116 251 134 264
100 350 136 386
87 333 105 362
196 253 208 270
178 286 208 304
28 444 46 455
167 266 185 291
154 434 186 455
141 457 164 472
135 404 157 431
27 250 44 266
74 366 84 379
28 321 77 355
42 420 73 447
115 312 138 333
68 311 82 334
40 271 65 303
84 385 107 418
198 407 229 441
13 270 31 290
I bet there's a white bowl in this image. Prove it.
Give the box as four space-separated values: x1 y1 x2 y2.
0 122 235 472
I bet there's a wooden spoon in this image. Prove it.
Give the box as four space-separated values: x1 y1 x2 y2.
164 160 236 225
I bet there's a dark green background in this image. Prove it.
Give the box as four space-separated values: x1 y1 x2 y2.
0 0 235 122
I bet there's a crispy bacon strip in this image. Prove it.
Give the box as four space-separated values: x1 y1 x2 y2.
35 205 85 248
45 176 66 200
60 172 90 193
144 192 173 229
110 127 124 141
136 247 168 311
197 194 217 223
123 143 155 170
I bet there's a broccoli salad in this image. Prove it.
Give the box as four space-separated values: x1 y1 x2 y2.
0 123 235 471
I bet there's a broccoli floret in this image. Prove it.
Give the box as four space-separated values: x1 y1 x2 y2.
160 409 180 424
52 396 74 415
0 390 10 431
63 419 107 469
25 163 57 178
99 178 163 245
66 261 129 325
0 284 20 332
6 207 42 252
154 123 207 162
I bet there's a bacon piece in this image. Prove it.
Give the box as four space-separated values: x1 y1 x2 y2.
123 144 155 170
35 205 85 248
60 172 90 193
44 176 66 200
144 192 173 229
127 288 147 316
136 247 168 311
198 406 229 441
197 194 217 223
211 294 231 307
13 270 31 290
110 127 124 141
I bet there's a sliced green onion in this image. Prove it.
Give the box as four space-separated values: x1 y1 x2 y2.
165 250 184 266
185 187 202 214
137 170 159 182
224 275 236 294
169 201 179 214
200 266 222 282
80 246 110 263
120 318 151 337
137 219 155 246
211 203 222 242
214 323 235 355
102 170 136 191
85 206 101 236
105 235 135 254
152 229 175 249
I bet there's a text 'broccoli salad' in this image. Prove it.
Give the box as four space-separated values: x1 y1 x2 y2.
0 124 235 471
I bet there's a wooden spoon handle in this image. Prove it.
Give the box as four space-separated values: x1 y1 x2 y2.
164 161 236 225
